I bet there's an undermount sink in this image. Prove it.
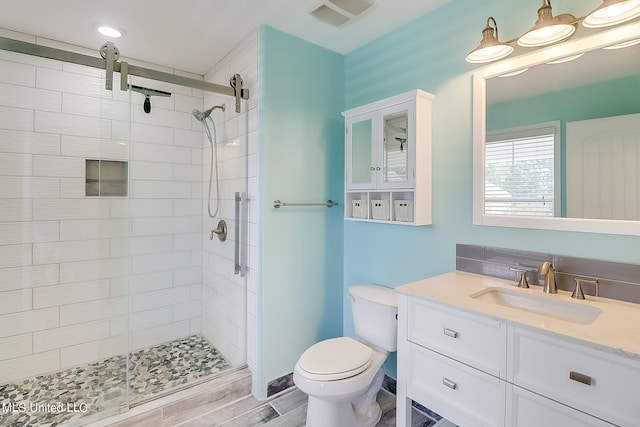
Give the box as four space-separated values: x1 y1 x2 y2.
470 287 602 325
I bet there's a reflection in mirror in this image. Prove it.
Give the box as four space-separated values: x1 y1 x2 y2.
352 118 373 185
473 21 640 235
565 113 640 220
383 111 408 184
485 122 559 217
486 42 640 220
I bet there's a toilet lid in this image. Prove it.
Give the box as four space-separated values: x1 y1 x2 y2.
298 337 373 381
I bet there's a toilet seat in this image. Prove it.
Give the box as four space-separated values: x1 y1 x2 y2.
298 337 373 381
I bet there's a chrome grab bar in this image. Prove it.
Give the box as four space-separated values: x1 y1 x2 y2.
273 199 338 209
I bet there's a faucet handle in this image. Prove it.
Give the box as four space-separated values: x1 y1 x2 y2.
509 266 530 289
571 279 586 300
572 278 599 299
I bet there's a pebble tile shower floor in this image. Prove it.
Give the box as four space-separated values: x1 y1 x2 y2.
0 335 230 427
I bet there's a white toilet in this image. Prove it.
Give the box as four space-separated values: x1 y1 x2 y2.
293 284 398 427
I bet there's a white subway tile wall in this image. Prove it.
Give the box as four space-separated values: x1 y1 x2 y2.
202 30 258 369
0 43 208 384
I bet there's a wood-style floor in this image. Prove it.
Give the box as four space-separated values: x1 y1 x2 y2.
96 368 437 427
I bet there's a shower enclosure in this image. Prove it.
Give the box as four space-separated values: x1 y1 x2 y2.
0 35 250 426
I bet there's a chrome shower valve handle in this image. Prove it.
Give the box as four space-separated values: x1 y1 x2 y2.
211 220 227 241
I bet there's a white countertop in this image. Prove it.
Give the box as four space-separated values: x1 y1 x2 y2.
397 271 640 360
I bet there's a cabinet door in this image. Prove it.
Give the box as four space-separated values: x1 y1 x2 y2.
378 102 415 189
346 114 375 190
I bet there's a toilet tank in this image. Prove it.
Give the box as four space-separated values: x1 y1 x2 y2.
349 285 398 352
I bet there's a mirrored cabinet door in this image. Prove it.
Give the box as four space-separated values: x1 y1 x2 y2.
346 115 375 189
380 104 415 189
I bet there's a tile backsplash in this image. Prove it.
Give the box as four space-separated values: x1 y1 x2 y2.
457 244 640 304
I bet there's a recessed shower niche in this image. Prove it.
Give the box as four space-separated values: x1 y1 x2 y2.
85 159 128 197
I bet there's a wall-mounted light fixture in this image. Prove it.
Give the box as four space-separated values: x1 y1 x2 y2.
583 0 640 27
466 0 640 63
517 0 576 47
465 17 514 63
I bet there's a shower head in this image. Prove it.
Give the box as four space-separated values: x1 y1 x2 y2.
193 104 226 122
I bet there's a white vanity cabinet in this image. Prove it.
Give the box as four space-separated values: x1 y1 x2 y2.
397 292 638 427
342 89 433 225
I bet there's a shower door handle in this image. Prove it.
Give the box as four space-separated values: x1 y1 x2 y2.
234 192 244 276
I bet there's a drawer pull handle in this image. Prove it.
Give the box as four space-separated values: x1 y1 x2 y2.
443 328 459 339
569 371 592 386
442 378 458 390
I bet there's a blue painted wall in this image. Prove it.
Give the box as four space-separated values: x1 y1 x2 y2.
342 0 640 378
258 26 345 397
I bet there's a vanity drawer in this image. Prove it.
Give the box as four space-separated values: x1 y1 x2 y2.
408 297 506 377
506 384 614 427
407 343 506 427
509 326 640 426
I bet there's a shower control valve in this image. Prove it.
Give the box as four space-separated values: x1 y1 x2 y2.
211 220 227 242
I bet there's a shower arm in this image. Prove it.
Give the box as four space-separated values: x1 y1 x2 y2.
0 36 250 113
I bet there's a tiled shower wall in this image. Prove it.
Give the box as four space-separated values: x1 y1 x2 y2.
126 71 205 351
0 30 205 384
201 30 258 367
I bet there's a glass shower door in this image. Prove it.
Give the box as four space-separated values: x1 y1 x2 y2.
0 52 130 425
200 90 250 373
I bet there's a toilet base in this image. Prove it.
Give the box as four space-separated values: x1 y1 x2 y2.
305 396 381 427
304 368 384 427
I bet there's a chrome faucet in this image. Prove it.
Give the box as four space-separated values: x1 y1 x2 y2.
538 262 557 294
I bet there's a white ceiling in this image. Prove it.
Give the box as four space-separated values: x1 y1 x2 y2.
0 0 450 76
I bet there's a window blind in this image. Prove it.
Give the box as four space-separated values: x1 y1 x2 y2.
485 128 555 216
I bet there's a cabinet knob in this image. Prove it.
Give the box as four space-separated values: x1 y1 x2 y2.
370 167 375 171
442 378 458 390
376 166 381 171
443 328 459 339
569 371 592 386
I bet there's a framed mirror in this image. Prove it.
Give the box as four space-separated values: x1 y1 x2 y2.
473 21 640 235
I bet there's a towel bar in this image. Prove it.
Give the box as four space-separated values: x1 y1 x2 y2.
273 199 338 209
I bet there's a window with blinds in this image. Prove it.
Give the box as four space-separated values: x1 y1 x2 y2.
485 123 559 216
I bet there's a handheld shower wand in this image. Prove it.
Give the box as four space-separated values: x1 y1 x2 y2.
192 104 226 219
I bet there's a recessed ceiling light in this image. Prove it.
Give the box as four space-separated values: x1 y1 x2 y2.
95 23 125 38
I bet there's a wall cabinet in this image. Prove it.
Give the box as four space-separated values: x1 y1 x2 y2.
397 295 638 426
342 89 433 225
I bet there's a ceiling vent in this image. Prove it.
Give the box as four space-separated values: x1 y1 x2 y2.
310 0 374 27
